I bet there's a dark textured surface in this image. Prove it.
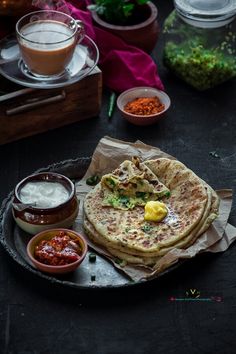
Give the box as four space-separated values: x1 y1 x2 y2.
0 1 236 353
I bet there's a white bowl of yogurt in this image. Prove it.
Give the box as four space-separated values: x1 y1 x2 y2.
12 172 79 235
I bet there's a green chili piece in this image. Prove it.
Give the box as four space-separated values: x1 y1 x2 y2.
89 253 97 263
86 175 100 186
115 258 123 264
108 92 117 119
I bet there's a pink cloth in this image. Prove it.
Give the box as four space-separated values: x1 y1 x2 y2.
39 0 164 93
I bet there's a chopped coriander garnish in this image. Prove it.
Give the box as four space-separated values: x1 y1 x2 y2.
141 224 153 233
86 175 100 186
106 177 116 187
136 191 146 199
89 253 97 263
165 191 171 198
119 195 130 207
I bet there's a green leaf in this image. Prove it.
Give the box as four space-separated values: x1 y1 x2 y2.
123 4 134 18
88 0 148 25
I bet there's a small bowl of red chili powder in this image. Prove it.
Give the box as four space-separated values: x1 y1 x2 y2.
117 87 171 126
27 228 87 274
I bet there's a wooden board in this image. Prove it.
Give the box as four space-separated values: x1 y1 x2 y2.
0 67 102 145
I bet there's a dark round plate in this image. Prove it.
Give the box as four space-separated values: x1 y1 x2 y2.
0 157 182 290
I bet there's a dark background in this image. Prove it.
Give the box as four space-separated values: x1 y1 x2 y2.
0 0 236 353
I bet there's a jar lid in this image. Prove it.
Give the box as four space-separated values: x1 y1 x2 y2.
174 0 236 27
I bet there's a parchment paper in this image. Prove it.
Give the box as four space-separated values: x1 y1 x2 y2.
74 136 236 281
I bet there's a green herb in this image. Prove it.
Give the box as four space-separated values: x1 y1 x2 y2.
141 224 152 233
125 227 131 233
114 258 126 267
135 191 146 199
108 92 117 120
86 175 100 186
165 191 171 198
91 274 96 281
106 177 116 187
88 0 149 25
119 195 130 207
89 253 97 263
209 151 220 158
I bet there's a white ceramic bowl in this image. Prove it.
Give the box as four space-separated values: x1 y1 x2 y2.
117 87 171 126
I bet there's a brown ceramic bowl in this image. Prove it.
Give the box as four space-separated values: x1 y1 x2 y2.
117 87 171 126
12 172 79 235
27 228 87 274
91 2 159 53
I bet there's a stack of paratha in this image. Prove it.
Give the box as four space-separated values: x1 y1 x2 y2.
83 158 219 267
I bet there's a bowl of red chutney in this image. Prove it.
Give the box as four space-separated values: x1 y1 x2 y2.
117 87 171 126
27 228 87 274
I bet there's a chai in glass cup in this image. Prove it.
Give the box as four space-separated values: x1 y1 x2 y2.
16 10 85 78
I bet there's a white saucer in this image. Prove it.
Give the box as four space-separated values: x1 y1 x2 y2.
0 34 99 89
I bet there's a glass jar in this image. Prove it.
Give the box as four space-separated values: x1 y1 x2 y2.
163 0 236 90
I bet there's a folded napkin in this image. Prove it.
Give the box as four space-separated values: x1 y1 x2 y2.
38 0 164 93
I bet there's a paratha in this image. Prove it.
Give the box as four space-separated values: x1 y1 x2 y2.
84 158 210 257
83 184 218 265
83 217 160 266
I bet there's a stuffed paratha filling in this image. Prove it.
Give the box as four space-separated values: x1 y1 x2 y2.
101 159 170 210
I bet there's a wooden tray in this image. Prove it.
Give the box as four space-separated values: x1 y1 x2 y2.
0 67 102 145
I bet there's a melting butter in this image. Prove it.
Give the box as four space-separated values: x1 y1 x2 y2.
144 201 168 222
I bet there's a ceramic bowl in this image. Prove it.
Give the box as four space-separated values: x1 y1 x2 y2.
12 172 79 235
91 2 159 53
27 228 87 274
117 87 171 126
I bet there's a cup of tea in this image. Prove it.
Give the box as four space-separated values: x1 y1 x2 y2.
16 10 85 78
